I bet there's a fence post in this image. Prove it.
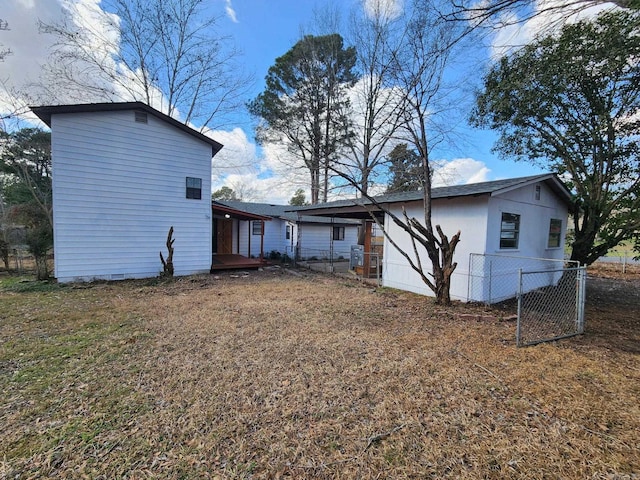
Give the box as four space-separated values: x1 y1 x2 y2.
577 267 586 334
467 253 473 302
516 268 523 347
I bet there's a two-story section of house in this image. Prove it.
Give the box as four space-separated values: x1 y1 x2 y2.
31 102 223 282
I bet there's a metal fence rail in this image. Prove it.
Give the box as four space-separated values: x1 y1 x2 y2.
517 266 586 347
468 253 578 304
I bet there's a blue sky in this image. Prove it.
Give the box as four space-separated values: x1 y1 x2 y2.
211 0 544 194
1 0 610 203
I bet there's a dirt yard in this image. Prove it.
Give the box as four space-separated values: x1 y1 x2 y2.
0 265 638 479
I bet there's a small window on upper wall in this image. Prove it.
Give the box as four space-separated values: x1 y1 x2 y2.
500 212 520 249
548 218 562 248
535 185 541 201
286 225 291 240
252 220 263 235
333 226 345 241
186 177 202 199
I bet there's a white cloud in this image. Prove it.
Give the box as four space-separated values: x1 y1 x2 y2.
206 127 258 176
207 126 310 204
225 0 238 23
362 0 404 21
2 0 183 125
432 158 491 187
490 0 617 59
0 0 63 120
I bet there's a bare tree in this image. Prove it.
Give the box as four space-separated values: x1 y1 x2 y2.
38 0 251 130
0 18 11 62
339 2 404 197
443 0 634 38
227 180 260 202
330 0 464 305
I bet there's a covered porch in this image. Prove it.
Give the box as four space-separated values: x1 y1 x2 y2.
210 254 267 271
211 202 271 271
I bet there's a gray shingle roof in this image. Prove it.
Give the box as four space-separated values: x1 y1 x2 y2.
290 174 572 217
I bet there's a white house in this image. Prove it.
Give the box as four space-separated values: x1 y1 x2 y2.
215 201 360 260
31 102 223 282
293 174 573 302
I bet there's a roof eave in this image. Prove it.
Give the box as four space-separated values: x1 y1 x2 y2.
212 202 272 221
491 174 574 207
29 102 224 157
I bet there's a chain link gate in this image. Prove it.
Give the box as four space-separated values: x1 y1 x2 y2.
468 254 586 347
516 266 587 347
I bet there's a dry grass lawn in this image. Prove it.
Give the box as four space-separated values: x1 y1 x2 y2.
1 266 638 479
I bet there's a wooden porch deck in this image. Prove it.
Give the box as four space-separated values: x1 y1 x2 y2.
210 254 267 271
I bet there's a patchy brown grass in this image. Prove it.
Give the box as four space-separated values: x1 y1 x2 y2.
1 268 638 479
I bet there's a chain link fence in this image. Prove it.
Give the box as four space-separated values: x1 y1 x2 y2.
468 253 577 304
293 247 351 274
517 266 586 347
468 254 585 346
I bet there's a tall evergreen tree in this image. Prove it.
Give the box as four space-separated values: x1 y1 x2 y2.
248 34 357 204
386 143 423 193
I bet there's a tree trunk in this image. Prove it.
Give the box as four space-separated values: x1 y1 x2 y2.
160 226 175 277
34 254 49 280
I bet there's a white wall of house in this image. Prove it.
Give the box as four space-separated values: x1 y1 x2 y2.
51 110 212 282
298 223 358 259
485 181 568 260
383 195 489 301
235 218 359 260
235 218 286 257
382 180 570 302
478 181 570 302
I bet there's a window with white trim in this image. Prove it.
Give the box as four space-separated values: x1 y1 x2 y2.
333 226 345 241
186 177 202 199
547 218 562 248
500 212 520 249
252 220 263 235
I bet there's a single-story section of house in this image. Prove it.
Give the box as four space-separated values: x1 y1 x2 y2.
292 174 573 303
214 200 360 260
31 102 223 283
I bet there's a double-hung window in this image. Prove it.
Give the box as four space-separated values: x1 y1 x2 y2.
547 218 562 248
500 212 520 249
186 177 202 200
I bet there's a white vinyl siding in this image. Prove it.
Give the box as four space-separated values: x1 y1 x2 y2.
383 196 489 301
237 219 282 257
382 181 569 302
51 110 212 282
298 223 358 259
